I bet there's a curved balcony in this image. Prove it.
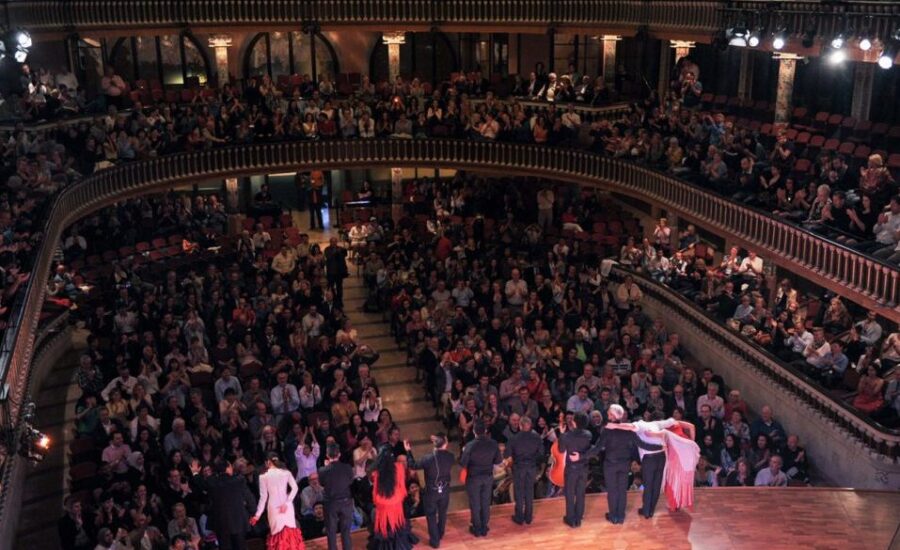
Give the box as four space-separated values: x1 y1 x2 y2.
0 138 898 538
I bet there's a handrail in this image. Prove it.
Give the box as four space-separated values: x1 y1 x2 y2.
6 0 724 35
0 137 898 532
607 265 900 457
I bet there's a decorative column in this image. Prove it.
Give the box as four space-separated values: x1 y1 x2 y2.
390 168 404 223
383 32 406 82
671 40 695 63
208 34 233 86
850 62 875 121
773 53 801 132
737 49 754 102
601 35 620 87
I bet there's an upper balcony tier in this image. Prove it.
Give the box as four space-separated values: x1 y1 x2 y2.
8 0 900 47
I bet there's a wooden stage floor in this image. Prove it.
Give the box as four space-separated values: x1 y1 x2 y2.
305 487 900 550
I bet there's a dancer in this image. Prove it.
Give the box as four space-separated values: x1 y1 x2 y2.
504 416 544 525
570 405 659 525
556 412 593 528
319 444 355 550
459 419 502 537
405 434 455 548
604 414 699 512
369 445 419 549
251 452 305 550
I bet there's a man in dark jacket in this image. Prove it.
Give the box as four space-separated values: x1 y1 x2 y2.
504 415 544 525
460 420 502 537
324 237 348 307
318 444 355 550
190 458 257 550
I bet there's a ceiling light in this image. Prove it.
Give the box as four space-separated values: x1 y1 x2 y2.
16 31 31 49
831 33 846 49
828 48 846 64
879 44 897 69
772 32 786 50
859 37 872 51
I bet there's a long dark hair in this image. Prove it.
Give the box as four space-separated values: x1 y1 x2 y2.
267 452 286 470
372 445 397 499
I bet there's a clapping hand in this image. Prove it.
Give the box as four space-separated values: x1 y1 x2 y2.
189 459 201 475
403 439 412 452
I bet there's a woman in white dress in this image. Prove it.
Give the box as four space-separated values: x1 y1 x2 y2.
251 453 306 550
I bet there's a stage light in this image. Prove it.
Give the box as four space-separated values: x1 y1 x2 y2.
727 26 748 47
830 33 846 50
748 29 762 48
827 48 847 65
16 31 31 49
772 33 786 50
13 47 27 63
859 37 872 51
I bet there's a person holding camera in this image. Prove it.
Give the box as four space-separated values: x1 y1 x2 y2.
405 434 454 548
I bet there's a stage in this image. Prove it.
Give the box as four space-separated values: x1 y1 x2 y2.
305 488 900 549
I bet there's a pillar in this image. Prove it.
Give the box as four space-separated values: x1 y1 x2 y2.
658 42 672 99
208 34 232 86
383 32 406 82
390 168 404 224
601 35 620 87
671 40 695 64
737 49 754 102
773 53 801 132
850 62 875 121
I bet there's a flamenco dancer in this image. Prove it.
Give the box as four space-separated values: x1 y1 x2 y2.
369 445 419 549
604 412 700 513
252 452 306 550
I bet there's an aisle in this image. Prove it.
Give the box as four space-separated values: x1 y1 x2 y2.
339 274 469 511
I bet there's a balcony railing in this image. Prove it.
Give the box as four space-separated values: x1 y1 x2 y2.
607 266 900 459
4 0 723 34
0 137 898 536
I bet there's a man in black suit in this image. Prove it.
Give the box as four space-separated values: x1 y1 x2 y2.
189 459 257 550
324 237 348 307
571 405 661 525
459 419 502 538
504 415 544 525
405 433 455 548
318 443 355 550
557 412 594 527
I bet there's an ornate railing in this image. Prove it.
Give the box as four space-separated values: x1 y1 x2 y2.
609 266 900 459
1 137 899 534
4 0 723 34
8 0 900 44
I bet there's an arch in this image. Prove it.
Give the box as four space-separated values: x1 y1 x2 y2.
243 31 340 80
368 31 459 84
107 32 211 86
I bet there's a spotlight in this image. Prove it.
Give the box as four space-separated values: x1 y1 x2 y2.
831 33 846 50
772 32 786 50
859 36 872 51
748 28 762 48
18 426 51 464
828 48 847 64
727 25 749 47
16 31 31 50
13 47 27 63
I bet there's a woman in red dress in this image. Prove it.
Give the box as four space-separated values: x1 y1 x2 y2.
368 446 419 550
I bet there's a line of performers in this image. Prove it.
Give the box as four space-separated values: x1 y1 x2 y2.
349 404 700 549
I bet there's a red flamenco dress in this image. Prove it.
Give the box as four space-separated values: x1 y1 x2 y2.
663 423 700 513
368 463 419 550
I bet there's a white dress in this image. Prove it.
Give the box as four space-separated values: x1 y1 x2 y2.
255 467 300 535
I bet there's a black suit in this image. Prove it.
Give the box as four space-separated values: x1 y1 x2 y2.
324 245 348 306
557 428 594 525
408 448 455 546
191 472 257 550
460 435 502 536
505 429 544 523
586 426 661 524
318 461 355 550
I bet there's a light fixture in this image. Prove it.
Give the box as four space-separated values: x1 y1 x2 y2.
13 46 27 63
727 25 749 47
0 40 5 61
16 31 31 50
828 48 847 64
859 36 873 51
772 30 786 50
748 28 762 48
831 33 846 50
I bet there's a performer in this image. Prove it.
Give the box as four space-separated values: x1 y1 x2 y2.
309 173 325 230
556 412 593 528
571 405 660 525
504 416 544 525
405 434 455 548
318 443 355 550
189 459 257 550
324 237 349 307
252 452 306 550
369 445 418 549
459 419 502 537
604 414 699 513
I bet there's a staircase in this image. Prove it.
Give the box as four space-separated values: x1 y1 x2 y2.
340 275 469 511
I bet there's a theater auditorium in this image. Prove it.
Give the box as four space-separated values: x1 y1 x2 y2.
0 2 898 550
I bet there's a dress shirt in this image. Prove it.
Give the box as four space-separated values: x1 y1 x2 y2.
271 383 301 415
